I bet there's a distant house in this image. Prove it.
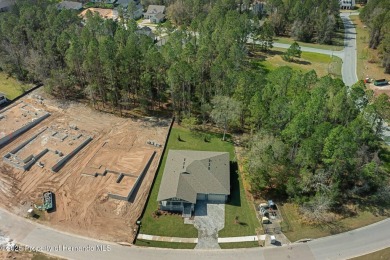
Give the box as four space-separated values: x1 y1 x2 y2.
143 5 166 24
136 26 156 41
90 0 116 4
79 8 118 20
57 1 82 10
252 1 266 15
116 1 143 20
157 150 230 217
339 0 355 9
116 0 138 8
0 0 15 12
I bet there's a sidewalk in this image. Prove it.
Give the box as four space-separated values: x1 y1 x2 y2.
137 234 198 243
137 234 261 244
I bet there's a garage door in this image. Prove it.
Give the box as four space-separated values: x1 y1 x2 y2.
208 194 226 202
197 193 207 200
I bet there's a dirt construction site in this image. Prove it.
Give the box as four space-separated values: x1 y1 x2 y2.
0 89 170 243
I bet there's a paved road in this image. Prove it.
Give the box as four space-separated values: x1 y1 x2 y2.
340 13 359 86
1 208 390 260
272 13 359 87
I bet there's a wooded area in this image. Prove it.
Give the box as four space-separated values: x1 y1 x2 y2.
0 0 389 221
359 0 390 73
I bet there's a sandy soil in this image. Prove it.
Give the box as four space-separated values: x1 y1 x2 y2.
0 89 171 243
368 83 390 98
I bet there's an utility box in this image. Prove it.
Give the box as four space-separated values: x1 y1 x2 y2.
27 208 34 217
270 235 276 244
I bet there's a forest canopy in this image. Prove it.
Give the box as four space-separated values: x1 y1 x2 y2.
360 0 390 73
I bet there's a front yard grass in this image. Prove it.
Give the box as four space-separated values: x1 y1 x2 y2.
137 126 259 244
254 48 342 78
349 247 390 260
0 72 28 100
219 241 259 249
135 239 196 249
279 203 388 242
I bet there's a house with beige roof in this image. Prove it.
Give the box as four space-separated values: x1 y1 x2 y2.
157 150 230 217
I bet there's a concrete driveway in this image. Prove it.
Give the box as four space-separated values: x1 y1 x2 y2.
193 201 225 249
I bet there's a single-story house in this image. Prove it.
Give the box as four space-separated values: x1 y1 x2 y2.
157 150 230 217
57 1 82 10
0 0 15 12
79 8 118 20
143 4 165 23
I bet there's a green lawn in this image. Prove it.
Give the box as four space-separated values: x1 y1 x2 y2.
0 72 28 100
257 48 342 78
279 203 388 242
349 247 390 260
135 240 196 249
137 126 260 244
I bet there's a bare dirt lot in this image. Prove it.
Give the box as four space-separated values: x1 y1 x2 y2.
0 89 170 243
368 83 390 98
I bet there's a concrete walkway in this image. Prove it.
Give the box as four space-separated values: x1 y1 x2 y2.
137 234 260 243
137 234 198 243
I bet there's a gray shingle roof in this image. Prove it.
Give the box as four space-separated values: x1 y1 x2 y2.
145 4 165 15
154 13 165 20
157 150 230 203
0 0 15 9
57 1 82 10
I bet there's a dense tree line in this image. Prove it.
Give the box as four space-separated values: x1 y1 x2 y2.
266 0 341 44
360 0 390 73
244 68 390 220
0 0 388 219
